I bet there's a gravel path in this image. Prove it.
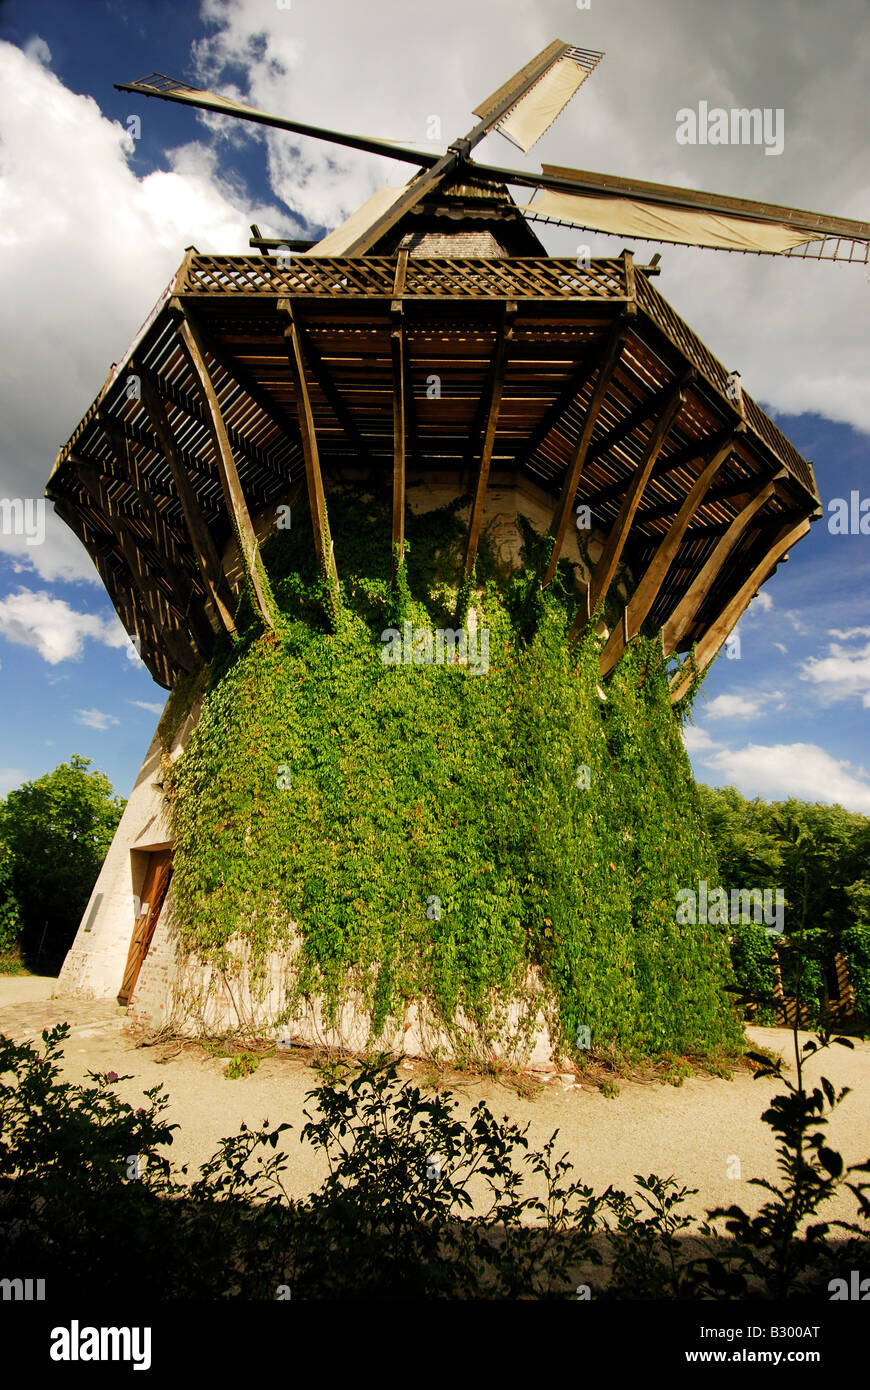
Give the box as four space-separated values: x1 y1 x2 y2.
2 974 868 1226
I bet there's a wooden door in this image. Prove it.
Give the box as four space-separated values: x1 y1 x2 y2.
118 849 173 1005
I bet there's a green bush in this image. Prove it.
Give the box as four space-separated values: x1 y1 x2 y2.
1 1021 867 1299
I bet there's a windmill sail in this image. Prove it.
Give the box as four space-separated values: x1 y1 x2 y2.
473 45 603 155
523 188 816 253
516 164 870 262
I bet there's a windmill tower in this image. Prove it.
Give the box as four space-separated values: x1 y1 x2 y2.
48 42 862 1065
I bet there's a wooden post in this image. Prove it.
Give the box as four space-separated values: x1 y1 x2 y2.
669 516 811 702
391 251 408 575
660 473 783 657
599 429 740 676
573 371 691 638
278 298 340 598
541 318 626 589
172 309 279 632
460 301 516 588
135 363 238 639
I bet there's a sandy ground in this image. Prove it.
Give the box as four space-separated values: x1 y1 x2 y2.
2 974 869 1225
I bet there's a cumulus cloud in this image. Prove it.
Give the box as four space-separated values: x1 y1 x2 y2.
703 692 763 720
22 36 52 66
682 725 717 754
0 589 126 664
129 700 165 715
802 634 870 708
0 767 29 796
76 709 120 731
703 742 870 813
0 39 295 582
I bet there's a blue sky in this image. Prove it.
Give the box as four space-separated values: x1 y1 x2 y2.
0 0 867 808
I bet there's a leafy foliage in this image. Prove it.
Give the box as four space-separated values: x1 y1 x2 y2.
164 491 740 1059
0 756 125 971
1 1022 867 1299
699 785 870 1027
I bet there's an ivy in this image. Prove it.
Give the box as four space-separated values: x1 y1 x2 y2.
164 490 742 1060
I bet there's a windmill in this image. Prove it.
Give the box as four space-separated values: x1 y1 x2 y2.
47 41 851 1055
116 41 868 263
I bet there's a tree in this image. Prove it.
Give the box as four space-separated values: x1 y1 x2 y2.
0 832 22 964
699 785 870 1027
0 756 125 972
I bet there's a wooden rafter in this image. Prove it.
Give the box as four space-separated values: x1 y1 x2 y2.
511 348 598 473
172 309 278 632
51 495 174 687
598 429 740 676
75 442 217 657
73 456 199 672
460 300 516 588
669 515 811 703
301 329 375 471
660 473 783 657
576 371 691 634
135 361 238 638
279 297 340 593
584 423 736 513
542 318 626 588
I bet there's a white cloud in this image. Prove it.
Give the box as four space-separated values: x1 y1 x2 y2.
0 588 126 664
802 636 870 708
704 742 870 813
772 641 787 654
22 36 51 66
682 724 718 754
75 709 120 731
703 692 763 720
829 627 870 641
0 40 295 582
129 700 165 716
0 767 28 797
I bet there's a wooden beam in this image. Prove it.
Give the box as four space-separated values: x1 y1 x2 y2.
460 301 516 587
598 430 740 676
584 423 736 512
660 474 783 657
74 444 217 658
576 371 691 635
278 298 339 593
52 496 174 688
390 251 409 572
511 348 598 472
172 311 278 632
296 324 375 472
96 410 219 510
181 305 301 448
73 458 199 672
135 363 238 638
541 319 627 588
669 516 811 703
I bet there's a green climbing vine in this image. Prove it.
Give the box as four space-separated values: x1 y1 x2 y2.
164 489 742 1059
